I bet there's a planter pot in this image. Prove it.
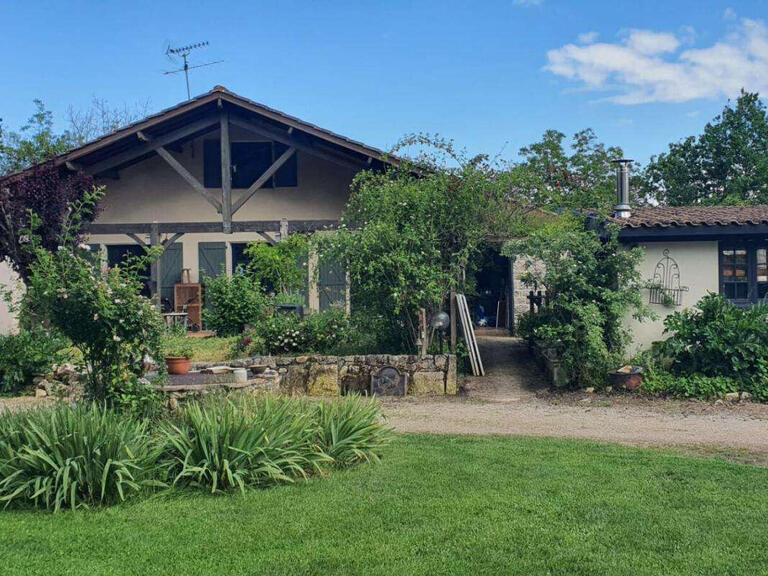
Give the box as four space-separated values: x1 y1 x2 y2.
165 356 191 375
608 368 643 391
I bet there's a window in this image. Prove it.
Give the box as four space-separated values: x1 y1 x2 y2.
719 242 768 303
720 247 749 300
203 140 297 189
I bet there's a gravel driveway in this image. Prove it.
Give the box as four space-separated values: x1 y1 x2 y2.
382 335 768 464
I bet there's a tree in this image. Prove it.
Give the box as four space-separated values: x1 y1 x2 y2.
319 136 532 353
65 97 150 147
644 91 768 205
0 98 147 277
0 100 72 175
0 165 96 280
512 129 629 213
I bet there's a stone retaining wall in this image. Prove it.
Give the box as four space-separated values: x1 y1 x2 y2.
192 354 458 397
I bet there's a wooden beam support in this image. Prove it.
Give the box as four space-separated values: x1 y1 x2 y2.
220 111 232 233
137 131 151 142
279 218 289 241
84 116 218 176
256 232 277 246
229 116 368 171
155 146 222 213
162 232 185 249
65 161 81 172
126 232 148 248
231 146 296 215
150 223 161 306
84 219 339 235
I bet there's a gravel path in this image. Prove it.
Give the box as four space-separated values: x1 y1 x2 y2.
382 335 768 463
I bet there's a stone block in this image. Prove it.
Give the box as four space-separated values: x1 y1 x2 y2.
445 355 458 395
307 363 340 396
281 364 308 394
410 371 445 395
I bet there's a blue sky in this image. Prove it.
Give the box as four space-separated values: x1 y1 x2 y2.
1 0 766 165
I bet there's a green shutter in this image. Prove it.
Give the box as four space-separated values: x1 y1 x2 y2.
160 243 183 306
318 257 346 311
199 242 227 281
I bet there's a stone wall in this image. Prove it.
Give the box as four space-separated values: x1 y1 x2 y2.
192 354 458 397
511 254 546 331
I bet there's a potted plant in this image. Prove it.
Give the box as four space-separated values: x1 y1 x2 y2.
163 337 194 375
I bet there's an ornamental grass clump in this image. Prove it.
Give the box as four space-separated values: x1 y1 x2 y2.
313 395 391 468
160 395 328 493
0 404 162 511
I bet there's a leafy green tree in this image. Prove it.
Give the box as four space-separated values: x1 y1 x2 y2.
512 129 628 213
319 137 532 353
0 100 72 175
644 91 768 205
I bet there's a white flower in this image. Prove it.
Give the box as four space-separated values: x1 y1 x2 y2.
114 298 121 304
78 243 91 251
93 314 99 320
112 335 121 342
57 246 65 252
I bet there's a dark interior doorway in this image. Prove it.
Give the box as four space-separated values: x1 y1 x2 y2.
469 245 511 329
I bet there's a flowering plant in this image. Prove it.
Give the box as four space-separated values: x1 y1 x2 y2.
21 187 164 403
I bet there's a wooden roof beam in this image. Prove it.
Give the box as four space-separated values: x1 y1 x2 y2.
155 146 222 213
231 146 296 215
84 116 219 176
229 116 367 171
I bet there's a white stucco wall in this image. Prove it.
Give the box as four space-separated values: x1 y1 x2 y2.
625 241 719 353
0 260 21 335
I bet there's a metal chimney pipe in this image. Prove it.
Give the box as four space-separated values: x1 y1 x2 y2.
612 159 632 219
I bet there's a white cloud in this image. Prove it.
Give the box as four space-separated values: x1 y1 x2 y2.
545 18 768 104
577 31 599 44
513 0 542 5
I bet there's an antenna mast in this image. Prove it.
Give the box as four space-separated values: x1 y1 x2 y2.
164 41 222 99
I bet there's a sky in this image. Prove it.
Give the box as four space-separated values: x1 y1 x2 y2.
1 0 767 165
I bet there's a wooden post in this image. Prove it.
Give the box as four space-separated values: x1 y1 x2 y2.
449 290 457 352
150 222 161 307
279 218 289 241
220 110 232 234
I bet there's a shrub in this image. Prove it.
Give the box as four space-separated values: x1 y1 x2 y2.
161 334 194 359
313 396 391 467
21 188 165 404
202 273 268 336
0 327 70 393
160 395 327 493
251 308 354 355
642 372 740 400
243 234 308 297
0 404 162 511
660 293 768 400
503 216 648 388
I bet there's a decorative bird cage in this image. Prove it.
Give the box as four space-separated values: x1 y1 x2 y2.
648 249 689 306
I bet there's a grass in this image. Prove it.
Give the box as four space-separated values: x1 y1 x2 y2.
181 336 239 362
1 434 767 575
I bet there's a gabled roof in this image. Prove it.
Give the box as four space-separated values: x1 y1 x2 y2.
617 205 768 229
3 85 397 180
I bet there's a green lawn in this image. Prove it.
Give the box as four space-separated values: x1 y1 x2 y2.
1 434 767 575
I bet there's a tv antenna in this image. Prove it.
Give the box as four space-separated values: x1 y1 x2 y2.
164 41 222 100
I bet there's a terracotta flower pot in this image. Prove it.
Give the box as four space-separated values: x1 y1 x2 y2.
165 356 191 375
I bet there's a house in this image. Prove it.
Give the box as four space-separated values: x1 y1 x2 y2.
609 159 768 352
0 85 396 332
617 203 768 352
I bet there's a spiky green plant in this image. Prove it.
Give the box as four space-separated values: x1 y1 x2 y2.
161 395 328 493
0 404 162 511
313 395 391 468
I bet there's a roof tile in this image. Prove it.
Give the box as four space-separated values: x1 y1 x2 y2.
616 205 768 228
